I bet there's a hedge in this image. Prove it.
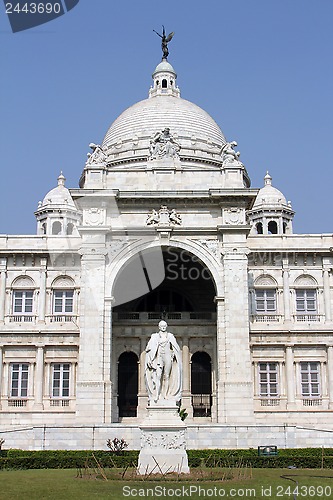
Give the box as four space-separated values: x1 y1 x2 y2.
187 449 333 469
0 450 139 470
1 448 333 470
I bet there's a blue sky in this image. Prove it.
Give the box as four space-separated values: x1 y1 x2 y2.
1 0 332 235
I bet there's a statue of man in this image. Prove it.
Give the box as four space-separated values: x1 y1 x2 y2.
145 320 182 404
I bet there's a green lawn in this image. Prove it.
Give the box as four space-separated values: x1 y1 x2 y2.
1 468 333 499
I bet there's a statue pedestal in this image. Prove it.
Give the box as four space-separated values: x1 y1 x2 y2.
137 404 190 475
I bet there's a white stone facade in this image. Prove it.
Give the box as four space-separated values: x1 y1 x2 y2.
1 57 333 450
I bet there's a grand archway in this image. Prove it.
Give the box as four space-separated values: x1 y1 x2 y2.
111 245 218 422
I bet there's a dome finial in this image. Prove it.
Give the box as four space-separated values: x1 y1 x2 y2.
264 171 272 186
57 171 66 186
153 26 175 61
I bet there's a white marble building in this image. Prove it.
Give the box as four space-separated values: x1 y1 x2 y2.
1 57 333 450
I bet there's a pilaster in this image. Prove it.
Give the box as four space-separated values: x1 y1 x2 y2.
34 346 44 409
215 295 226 423
286 345 296 409
220 247 254 424
0 258 7 323
282 258 291 321
38 258 47 323
322 262 331 322
103 297 113 423
327 346 333 409
76 241 107 423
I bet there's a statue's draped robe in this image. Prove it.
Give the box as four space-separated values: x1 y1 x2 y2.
145 332 182 403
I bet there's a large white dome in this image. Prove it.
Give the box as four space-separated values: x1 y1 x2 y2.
101 61 226 166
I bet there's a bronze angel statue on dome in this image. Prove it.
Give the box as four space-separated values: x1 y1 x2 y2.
153 26 175 60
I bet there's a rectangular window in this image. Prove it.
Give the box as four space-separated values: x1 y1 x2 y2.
258 362 278 397
300 361 320 397
10 363 29 398
13 290 33 313
296 289 317 313
52 363 70 398
255 289 276 313
53 290 74 314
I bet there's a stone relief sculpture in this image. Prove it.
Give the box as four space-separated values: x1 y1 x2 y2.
149 128 181 160
141 430 186 449
198 239 220 259
144 321 182 404
146 206 182 226
86 143 107 165
146 209 160 226
220 141 241 165
153 26 175 60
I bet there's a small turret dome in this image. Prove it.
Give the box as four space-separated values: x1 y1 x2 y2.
253 171 287 208
41 172 76 209
152 60 177 77
35 173 81 236
248 172 294 235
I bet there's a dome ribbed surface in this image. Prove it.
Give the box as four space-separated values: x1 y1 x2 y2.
253 185 287 207
42 185 76 209
102 96 226 163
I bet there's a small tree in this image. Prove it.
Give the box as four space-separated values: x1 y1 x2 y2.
106 437 128 454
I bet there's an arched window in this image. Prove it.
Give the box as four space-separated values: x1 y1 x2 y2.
294 275 318 321
253 275 278 321
118 352 138 417
191 351 212 417
162 79 167 88
256 222 263 234
66 223 74 235
51 276 76 321
11 276 36 322
52 221 62 235
268 220 278 234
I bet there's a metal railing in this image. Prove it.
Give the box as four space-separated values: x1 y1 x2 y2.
114 311 215 322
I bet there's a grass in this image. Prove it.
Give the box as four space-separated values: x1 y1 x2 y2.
1 468 333 499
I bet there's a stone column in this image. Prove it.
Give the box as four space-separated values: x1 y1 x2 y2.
327 346 333 409
285 345 296 408
38 259 47 322
323 265 331 322
282 259 291 322
262 216 268 235
0 258 7 323
76 245 107 423
138 337 147 416
220 248 254 424
34 346 44 409
3 362 9 399
181 337 192 418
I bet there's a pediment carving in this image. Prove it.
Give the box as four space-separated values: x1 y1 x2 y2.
11 276 35 288
51 276 75 288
